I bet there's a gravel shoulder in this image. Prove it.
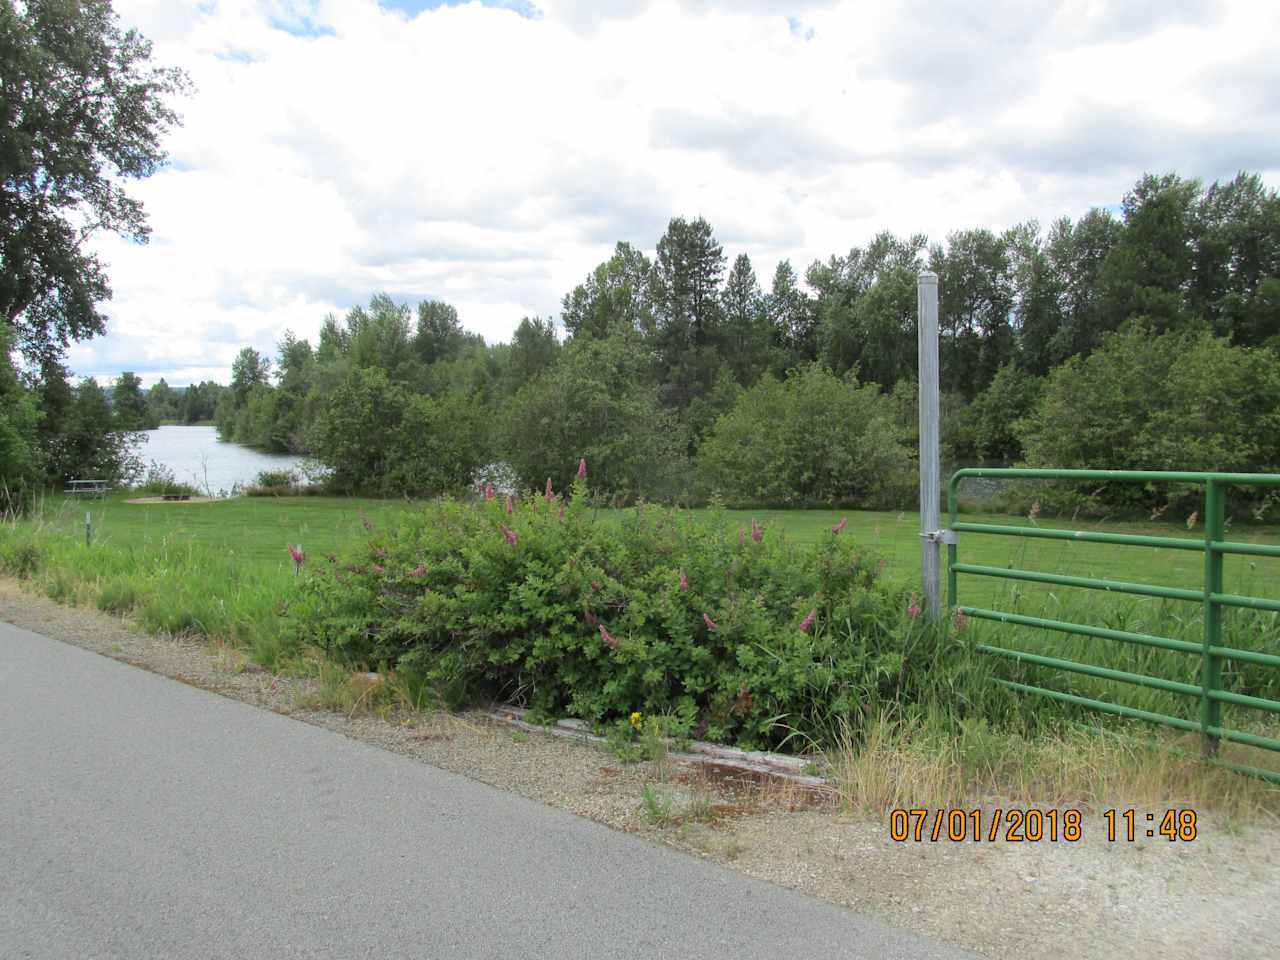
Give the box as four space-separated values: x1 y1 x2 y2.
2 576 1275 960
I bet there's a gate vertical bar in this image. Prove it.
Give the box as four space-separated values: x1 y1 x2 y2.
947 478 958 610
917 271 941 619
1201 480 1225 755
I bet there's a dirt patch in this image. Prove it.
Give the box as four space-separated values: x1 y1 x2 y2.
1 575 1276 960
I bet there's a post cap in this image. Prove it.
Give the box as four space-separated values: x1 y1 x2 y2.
918 271 938 283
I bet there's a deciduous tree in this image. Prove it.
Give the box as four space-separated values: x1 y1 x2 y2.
0 0 188 363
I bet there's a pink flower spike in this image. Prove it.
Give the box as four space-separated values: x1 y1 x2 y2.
907 593 922 620
599 622 618 651
484 483 494 501
506 495 514 515
499 523 518 547
750 518 763 542
678 569 688 592
832 517 846 534
287 544 304 566
371 563 385 575
408 564 427 578
703 612 718 632
799 608 816 632
577 458 587 480
545 477 554 500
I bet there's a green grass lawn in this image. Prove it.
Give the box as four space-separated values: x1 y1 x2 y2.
24 491 1280 610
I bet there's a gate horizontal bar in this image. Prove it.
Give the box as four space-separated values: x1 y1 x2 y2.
1211 540 1280 559
1209 759 1280 786
978 641 1280 715
995 678 1199 731
996 679 1280 753
951 563 1204 602
952 522 1204 552
1208 687 1280 716
959 606 1280 669
951 468 1280 486
1211 592 1280 613
1211 726 1280 753
976 643 1200 697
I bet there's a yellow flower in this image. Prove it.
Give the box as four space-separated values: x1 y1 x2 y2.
629 711 643 730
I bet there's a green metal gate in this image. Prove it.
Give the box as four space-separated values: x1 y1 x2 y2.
946 468 1280 783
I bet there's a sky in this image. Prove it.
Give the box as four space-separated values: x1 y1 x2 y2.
68 0 1280 386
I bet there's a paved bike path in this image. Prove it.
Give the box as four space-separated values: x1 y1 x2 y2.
0 622 974 959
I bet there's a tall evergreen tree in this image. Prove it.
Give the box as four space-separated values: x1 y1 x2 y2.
718 253 772 385
652 216 727 407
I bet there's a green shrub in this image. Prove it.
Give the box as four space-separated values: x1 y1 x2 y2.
244 468 306 497
1016 324 1280 516
503 331 689 501
697 364 913 509
286 482 980 750
254 469 299 488
133 461 201 497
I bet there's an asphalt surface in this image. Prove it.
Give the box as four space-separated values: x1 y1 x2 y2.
0 622 975 960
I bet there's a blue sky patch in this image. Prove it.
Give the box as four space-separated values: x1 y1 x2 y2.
787 16 815 42
215 48 259 63
377 0 542 19
268 11 336 38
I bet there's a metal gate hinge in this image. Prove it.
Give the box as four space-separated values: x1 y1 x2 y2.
920 529 958 545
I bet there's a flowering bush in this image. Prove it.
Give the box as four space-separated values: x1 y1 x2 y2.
287 479 969 749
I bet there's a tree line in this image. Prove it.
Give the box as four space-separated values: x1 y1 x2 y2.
4 169 1278 511
205 170 1279 510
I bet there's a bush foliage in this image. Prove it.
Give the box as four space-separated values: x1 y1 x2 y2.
287 480 977 749
1015 324 1280 514
697 364 913 508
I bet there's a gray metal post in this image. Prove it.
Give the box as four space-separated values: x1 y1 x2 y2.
917 272 941 619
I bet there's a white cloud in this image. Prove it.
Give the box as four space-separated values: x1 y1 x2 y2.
69 0 1280 385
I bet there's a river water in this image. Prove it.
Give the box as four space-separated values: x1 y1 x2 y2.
133 426 306 496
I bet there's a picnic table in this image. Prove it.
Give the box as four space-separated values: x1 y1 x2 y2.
64 480 110 498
